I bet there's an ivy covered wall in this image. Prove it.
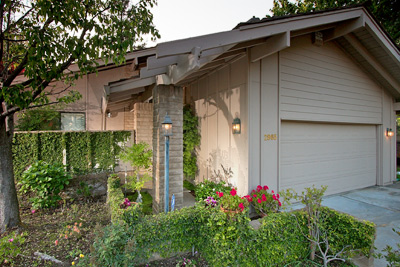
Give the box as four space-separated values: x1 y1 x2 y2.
12 131 131 180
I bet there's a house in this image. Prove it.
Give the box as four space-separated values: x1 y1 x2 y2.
28 6 400 212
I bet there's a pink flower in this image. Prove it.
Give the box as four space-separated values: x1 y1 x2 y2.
262 194 267 202
253 194 257 198
263 185 269 190
278 201 282 207
31 209 36 214
257 185 262 192
8 238 13 242
55 240 58 246
272 194 277 200
257 198 262 204
271 190 275 194
216 191 223 197
230 188 237 196
276 193 280 199
251 189 256 194
238 203 244 211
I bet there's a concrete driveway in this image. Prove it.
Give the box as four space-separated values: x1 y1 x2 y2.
322 183 400 267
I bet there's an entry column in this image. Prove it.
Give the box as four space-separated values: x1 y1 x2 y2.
152 85 183 213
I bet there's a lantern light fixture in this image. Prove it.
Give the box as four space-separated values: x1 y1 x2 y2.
232 117 241 134
162 114 173 137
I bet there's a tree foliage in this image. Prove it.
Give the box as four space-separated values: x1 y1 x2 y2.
0 0 159 232
0 0 159 119
183 105 201 179
270 0 400 45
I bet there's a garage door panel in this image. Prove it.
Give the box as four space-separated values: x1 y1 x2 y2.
281 122 376 195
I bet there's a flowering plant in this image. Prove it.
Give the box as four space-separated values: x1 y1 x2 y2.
216 188 249 212
120 198 134 209
249 185 281 216
204 196 218 207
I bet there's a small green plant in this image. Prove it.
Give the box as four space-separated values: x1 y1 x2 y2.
18 160 71 209
119 142 152 199
0 231 26 264
76 181 93 200
195 180 231 201
183 180 196 192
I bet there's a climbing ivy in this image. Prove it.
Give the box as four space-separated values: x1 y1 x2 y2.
38 132 63 165
183 105 201 179
12 131 131 180
12 133 39 181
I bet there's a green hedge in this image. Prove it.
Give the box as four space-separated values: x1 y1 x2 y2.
89 183 376 267
12 131 131 180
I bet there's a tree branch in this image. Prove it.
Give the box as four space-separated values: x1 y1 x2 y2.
3 6 35 35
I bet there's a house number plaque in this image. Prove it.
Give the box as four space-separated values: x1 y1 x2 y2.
264 134 277 141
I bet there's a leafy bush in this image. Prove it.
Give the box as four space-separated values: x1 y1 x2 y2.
107 174 142 225
118 142 152 194
216 188 249 212
18 161 71 209
16 106 61 131
0 231 26 265
195 180 231 201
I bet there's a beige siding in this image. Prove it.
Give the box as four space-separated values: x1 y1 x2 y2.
280 35 382 124
189 56 249 195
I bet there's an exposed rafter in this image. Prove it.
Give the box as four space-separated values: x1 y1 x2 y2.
250 32 290 62
324 15 365 42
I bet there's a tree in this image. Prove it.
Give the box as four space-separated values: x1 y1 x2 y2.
270 0 400 45
0 0 159 232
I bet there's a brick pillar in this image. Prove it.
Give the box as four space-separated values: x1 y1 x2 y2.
134 103 153 149
152 85 183 213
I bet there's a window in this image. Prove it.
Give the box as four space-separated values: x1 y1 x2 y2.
61 113 85 131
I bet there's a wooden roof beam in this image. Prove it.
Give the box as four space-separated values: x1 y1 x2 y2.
250 32 290 62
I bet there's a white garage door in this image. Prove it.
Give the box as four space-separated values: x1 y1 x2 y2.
280 122 376 196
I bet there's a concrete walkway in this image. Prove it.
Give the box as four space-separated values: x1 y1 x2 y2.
321 183 400 267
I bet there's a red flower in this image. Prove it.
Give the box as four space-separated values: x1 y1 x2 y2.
278 201 282 207
271 190 275 194
257 185 262 192
230 188 237 196
257 198 262 204
251 189 256 194
253 194 257 198
263 185 269 190
216 191 223 197
238 203 244 211
272 194 277 200
262 194 267 202
276 193 280 199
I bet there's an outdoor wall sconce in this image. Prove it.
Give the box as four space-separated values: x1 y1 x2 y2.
106 110 111 118
386 128 394 137
232 117 241 134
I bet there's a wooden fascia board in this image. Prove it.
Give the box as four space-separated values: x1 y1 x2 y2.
146 55 179 70
344 33 400 94
156 8 364 58
250 32 290 62
393 102 400 111
109 77 155 94
324 15 365 42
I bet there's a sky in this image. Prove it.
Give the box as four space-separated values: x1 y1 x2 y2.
147 0 275 45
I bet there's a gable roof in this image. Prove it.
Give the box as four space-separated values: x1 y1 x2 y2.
107 5 400 103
